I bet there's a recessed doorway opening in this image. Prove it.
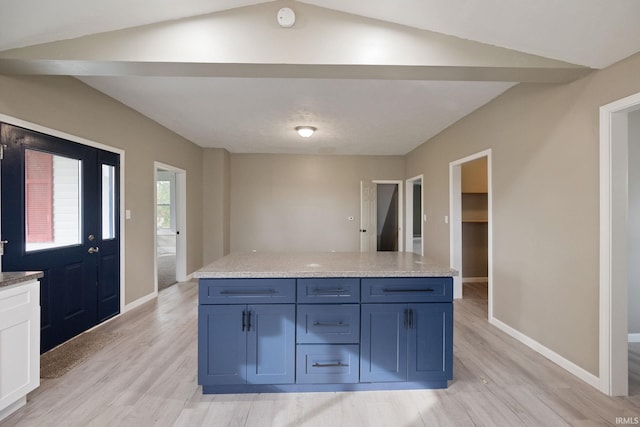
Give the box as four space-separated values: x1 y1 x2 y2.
599 90 640 396
449 150 492 310
405 175 424 255
154 162 187 292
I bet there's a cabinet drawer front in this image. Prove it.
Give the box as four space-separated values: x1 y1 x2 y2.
361 277 452 303
296 344 360 384
297 278 360 303
199 279 295 304
296 305 360 344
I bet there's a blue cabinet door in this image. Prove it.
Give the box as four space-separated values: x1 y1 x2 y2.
246 304 295 384
198 305 246 385
360 304 407 382
407 303 453 381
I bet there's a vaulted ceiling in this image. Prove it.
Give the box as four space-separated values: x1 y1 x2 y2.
1 0 639 155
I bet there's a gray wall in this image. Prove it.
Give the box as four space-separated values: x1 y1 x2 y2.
229 154 405 252
202 148 231 266
629 109 640 335
406 52 640 376
0 75 204 305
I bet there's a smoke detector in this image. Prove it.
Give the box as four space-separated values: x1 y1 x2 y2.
277 7 296 28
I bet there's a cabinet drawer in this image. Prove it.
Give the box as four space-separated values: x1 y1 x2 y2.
296 344 360 384
361 277 452 303
199 278 295 304
297 278 359 303
296 305 360 344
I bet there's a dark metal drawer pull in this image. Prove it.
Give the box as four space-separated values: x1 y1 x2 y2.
312 362 349 368
382 288 434 293
312 288 348 294
220 289 277 295
313 321 347 327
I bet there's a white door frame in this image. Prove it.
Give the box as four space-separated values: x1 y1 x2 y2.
449 150 492 309
0 113 126 313
599 91 640 396
405 175 424 255
154 162 187 292
373 180 404 252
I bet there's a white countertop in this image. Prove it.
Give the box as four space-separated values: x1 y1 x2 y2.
194 252 457 279
0 271 44 290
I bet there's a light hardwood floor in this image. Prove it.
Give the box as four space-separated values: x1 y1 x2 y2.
4 281 640 426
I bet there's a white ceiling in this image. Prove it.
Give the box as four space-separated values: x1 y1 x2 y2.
1 0 639 155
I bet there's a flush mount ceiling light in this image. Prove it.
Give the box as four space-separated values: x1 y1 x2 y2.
295 126 316 138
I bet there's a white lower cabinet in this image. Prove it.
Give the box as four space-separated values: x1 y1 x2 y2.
0 280 40 421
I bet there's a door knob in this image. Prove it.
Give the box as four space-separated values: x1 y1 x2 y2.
88 247 100 254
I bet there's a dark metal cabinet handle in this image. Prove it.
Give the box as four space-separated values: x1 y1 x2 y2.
312 288 348 294
220 289 277 295
313 321 347 327
382 288 434 293
242 310 246 332
404 309 416 329
246 310 252 331
312 362 349 368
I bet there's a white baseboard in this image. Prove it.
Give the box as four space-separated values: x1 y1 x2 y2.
0 396 26 422
629 333 640 343
124 291 157 313
489 316 601 390
463 277 489 283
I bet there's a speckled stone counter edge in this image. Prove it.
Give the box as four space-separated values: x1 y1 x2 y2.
0 271 44 289
194 252 458 279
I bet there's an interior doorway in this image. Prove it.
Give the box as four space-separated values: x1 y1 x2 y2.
599 91 640 396
449 150 492 307
154 162 186 292
405 175 424 255
360 180 403 252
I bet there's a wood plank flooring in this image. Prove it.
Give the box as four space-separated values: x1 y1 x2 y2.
4 281 640 426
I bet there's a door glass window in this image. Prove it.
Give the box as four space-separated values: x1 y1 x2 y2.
102 164 116 240
25 149 81 251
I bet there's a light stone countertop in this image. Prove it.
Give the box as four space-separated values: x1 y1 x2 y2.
0 271 44 290
194 252 457 279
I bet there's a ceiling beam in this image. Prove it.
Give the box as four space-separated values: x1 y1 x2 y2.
0 59 591 83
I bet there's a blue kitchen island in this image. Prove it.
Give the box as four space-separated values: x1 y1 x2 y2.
194 252 456 394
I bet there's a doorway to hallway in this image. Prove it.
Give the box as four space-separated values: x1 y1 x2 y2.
154 162 186 292
600 91 640 396
405 175 423 255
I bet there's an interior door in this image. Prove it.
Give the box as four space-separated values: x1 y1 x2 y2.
0 123 120 352
360 180 376 252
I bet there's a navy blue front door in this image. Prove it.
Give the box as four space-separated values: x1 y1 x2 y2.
1 123 120 352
